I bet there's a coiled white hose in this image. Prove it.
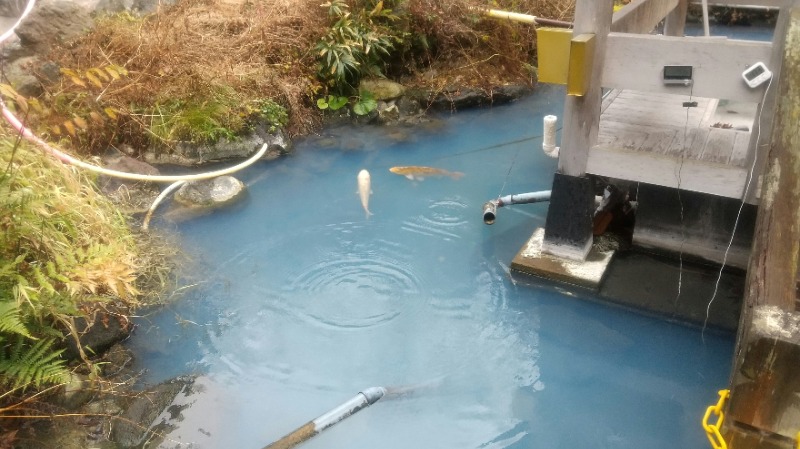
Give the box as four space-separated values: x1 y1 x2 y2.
0 0 271 183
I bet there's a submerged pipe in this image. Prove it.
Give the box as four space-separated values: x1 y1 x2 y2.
262 387 387 449
483 190 552 225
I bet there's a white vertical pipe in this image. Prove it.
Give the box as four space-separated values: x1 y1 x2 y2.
543 115 559 158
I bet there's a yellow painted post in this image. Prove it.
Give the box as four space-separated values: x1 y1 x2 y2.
535 27 572 85
567 34 596 96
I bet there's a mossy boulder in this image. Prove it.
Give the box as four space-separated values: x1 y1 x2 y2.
359 78 406 101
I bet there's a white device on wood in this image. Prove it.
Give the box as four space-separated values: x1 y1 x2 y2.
742 62 772 88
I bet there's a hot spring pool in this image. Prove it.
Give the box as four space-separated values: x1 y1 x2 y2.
125 84 734 449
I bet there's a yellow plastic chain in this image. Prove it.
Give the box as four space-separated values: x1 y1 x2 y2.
702 389 730 449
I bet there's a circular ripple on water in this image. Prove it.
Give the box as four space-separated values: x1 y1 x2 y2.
401 199 469 241
279 255 422 330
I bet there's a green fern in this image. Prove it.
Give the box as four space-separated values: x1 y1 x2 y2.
0 300 33 339
0 335 69 390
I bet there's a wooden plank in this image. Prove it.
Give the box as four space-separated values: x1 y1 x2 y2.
691 0 796 7
603 102 707 127
597 126 649 151
686 127 711 158
586 145 748 198
603 33 773 102
744 7 792 203
558 0 614 177
701 127 737 163
600 89 622 113
664 0 688 36
640 128 680 154
740 6 800 318
611 0 679 33
725 9 800 446
730 130 752 166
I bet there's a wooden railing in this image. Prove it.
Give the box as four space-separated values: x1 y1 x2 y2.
604 0 777 102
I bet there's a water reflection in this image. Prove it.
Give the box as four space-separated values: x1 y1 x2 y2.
125 84 733 449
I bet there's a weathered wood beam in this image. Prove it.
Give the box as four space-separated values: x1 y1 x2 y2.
740 6 800 316
603 33 773 102
545 0 613 260
689 0 798 7
664 0 689 36
558 0 614 177
612 0 679 33
744 7 791 203
723 7 800 448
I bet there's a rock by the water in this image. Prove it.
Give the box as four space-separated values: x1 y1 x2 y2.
99 148 161 213
111 376 195 448
408 83 534 111
360 78 406 100
56 373 95 410
14 0 94 52
376 101 400 124
3 56 41 97
63 311 133 361
174 176 246 208
142 128 291 166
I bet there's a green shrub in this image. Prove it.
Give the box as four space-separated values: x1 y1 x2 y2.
0 136 141 391
315 0 407 95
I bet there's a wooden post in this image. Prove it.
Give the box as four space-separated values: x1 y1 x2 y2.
542 0 613 261
663 0 688 36
557 0 614 177
723 7 800 448
744 7 791 204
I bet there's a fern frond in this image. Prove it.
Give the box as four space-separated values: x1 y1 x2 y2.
0 301 33 339
0 336 69 390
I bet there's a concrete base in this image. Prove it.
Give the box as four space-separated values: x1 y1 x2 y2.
511 228 614 290
599 249 743 331
634 184 756 269
512 230 744 331
542 173 595 261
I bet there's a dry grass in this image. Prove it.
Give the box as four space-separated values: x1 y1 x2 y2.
400 0 575 90
50 0 327 142
40 0 575 154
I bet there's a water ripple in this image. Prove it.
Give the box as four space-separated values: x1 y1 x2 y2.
274 255 423 331
401 199 469 241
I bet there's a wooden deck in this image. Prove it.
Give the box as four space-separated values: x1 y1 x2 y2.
586 89 758 202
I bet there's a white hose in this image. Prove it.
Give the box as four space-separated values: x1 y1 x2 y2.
0 0 36 44
0 0 272 183
0 99 271 182
141 180 186 230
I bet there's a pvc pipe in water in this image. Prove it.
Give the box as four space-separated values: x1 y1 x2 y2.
483 190 552 225
262 387 387 449
543 115 559 158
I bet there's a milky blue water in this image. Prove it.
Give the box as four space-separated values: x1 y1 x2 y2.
126 84 734 449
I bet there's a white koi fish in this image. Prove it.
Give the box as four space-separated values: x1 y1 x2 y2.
357 169 373 218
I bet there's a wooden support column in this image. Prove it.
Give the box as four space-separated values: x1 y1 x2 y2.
745 7 791 204
663 0 688 36
557 0 613 177
543 0 613 261
723 7 800 449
